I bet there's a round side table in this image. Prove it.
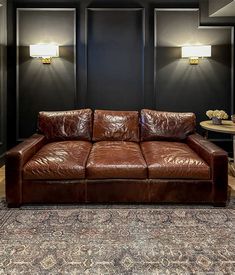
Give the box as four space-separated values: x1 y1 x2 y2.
200 120 235 176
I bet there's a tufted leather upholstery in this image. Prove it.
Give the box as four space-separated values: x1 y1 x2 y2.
92 110 139 142
141 141 210 179
86 141 147 179
140 109 196 141
38 109 92 141
23 141 92 180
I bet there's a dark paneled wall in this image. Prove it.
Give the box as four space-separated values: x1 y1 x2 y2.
155 9 233 142
200 0 235 25
17 9 76 140
0 0 7 165
6 0 235 154
87 8 144 110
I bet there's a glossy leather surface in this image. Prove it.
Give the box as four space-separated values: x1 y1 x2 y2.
141 141 210 179
86 179 149 202
140 109 196 141
21 179 212 204
187 133 228 205
86 141 147 179
92 110 139 142
148 179 213 203
23 141 92 180
86 179 213 203
23 180 86 203
5 112 228 207
38 109 92 141
6 134 46 207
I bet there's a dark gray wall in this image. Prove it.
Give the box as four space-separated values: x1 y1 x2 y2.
0 0 7 165
155 9 233 143
209 0 233 16
87 8 144 110
200 0 235 25
17 9 76 140
6 0 235 155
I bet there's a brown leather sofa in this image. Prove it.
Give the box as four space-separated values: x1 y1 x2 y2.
5 109 228 207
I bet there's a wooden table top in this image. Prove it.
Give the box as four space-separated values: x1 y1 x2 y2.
200 120 235 135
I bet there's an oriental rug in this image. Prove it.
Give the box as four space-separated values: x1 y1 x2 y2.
0 198 235 274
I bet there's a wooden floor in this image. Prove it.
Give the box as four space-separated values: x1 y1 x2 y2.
229 175 235 196
0 165 234 199
0 166 5 198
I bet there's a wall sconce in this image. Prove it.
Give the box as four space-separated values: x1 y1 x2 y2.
181 45 211 65
29 44 59 64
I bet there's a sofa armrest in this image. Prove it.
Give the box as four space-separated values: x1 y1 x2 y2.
6 134 46 207
187 133 228 206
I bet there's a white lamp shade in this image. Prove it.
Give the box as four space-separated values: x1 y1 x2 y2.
181 45 211 58
29 44 59 58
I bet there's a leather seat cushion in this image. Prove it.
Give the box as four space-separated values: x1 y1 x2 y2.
86 141 147 179
23 141 92 180
141 141 210 179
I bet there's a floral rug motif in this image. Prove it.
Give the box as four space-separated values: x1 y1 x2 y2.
0 199 235 274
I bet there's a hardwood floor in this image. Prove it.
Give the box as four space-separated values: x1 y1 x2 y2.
0 166 5 198
0 165 234 200
229 174 235 196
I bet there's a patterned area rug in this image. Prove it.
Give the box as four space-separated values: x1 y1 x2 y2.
0 199 235 274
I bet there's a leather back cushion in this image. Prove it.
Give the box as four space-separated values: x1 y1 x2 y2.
140 109 196 141
38 109 92 141
92 110 139 142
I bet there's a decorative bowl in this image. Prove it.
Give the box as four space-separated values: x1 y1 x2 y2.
212 117 222 125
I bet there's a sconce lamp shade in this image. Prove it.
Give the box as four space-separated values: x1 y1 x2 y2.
181 45 211 65
29 44 59 64
181 45 211 58
29 44 59 58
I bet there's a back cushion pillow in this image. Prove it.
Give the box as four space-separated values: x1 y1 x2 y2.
141 109 196 141
38 109 92 141
93 110 139 142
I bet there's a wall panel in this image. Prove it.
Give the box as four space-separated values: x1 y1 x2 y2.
0 0 7 164
16 8 76 140
6 0 235 155
86 8 145 110
154 9 233 145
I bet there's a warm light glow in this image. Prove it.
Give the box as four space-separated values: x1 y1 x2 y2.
181 45 211 58
29 44 59 58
